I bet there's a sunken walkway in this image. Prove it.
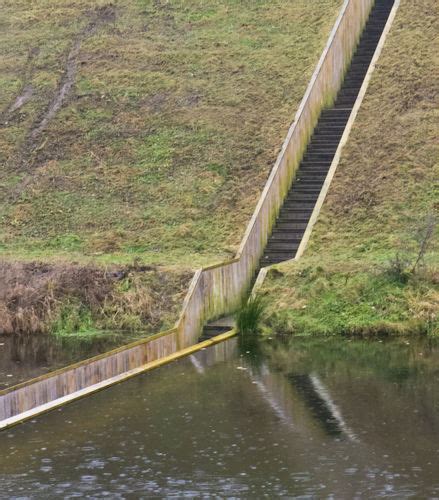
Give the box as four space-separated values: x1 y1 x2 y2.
200 0 395 341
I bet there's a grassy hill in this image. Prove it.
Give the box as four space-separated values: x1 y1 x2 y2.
260 0 439 337
0 0 342 268
0 0 342 338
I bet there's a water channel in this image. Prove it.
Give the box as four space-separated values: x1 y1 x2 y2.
1 335 439 498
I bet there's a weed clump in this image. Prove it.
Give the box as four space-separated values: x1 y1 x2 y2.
384 253 412 284
235 295 266 335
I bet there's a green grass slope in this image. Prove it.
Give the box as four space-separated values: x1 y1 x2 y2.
0 0 343 339
261 0 439 337
0 0 342 268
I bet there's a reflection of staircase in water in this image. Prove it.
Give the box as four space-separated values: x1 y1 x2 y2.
189 345 357 441
199 0 395 343
289 373 358 441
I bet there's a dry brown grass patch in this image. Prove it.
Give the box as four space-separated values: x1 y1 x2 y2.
0 261 190 336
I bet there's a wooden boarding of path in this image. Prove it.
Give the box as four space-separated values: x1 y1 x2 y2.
1 0 399 430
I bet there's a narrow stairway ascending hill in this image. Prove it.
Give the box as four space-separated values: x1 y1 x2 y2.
261 0 394 266
200 0 394 341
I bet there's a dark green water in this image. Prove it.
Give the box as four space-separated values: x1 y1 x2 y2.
1 336 439 498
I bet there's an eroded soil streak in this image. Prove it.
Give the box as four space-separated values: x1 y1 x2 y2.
7 5 117 200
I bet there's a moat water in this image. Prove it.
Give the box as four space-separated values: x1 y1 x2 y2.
1 335 439 498
0 332 136 389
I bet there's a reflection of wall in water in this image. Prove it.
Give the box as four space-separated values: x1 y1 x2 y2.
0 334 121 389
190 338 238 373
0 335 61 388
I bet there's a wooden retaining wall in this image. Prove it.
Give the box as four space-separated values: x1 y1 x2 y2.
0 329 179 421
176 0 375 347
0 0 374 427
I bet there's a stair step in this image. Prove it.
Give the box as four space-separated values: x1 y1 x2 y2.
343 55 375 62
335 99 357 106
318 116 350 122
338 88 361 95
336 93 358 98
339 84 362 90
337 90 359 97
316 121 348 127
342 79 364 86
300 160 332 165
332 105 353 110
304 147 339 153
285 194 320 203
318 116 350 121
303 150 337 156
299 166 330 173
294 178 326 186
268 233 302 245
275 218 308 227
265 241 302 251
265 243 303 254
262 251 297 261
346 68 368 73
312 131 344 139
358 41 381 48
308 133 342 141
320 109 351 116
350 56 374 63
291 186 322 195
313 122 347 128
362 30 385 36
308 140 340 146
278 209 313 218
303 155 336 162
307 146 338 152
296 172 328 178
305 148 338 156
336 95 357 101
294 176 326 183
315 128 346 135
284 204 315 214
294 173 326 181
199 324 232 342
277 211 310 221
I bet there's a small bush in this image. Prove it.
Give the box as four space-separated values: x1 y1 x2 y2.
384 213 437 283
235 294 266 335
384 253 412 283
